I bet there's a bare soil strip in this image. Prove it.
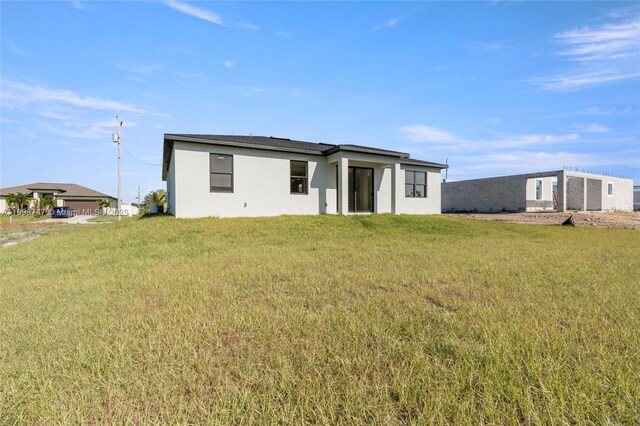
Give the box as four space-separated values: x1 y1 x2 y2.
446 211 640 230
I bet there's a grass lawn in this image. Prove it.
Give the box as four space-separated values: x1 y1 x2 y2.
1 215 638 424
87 215 139 223
0 213 49 224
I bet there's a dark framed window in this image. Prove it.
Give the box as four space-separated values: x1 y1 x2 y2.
405 170 427 198
290 160 308 194
210 154 233 192
535 179 543 200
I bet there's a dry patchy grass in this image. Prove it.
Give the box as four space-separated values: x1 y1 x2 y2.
1 215 639 424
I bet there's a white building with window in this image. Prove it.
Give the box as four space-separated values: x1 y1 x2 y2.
162 134 448 219
442 170 634 213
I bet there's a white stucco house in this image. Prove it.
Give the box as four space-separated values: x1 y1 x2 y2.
162 134 448 218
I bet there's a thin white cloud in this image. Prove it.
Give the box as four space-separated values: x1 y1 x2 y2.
70 1 84 10
533 15 640 91
163 0 224 26
224 60 234 69
581 123 610 133
397 125 460 143
532 69 639 91
238 21 260 30
468 41 507 53
38 118 134 140
5 40 29 56
457 149 640 174
397 124 580 150
556 20 639 61
0 117 24 125
373 17 404 30
114 63 163 74
2 80 145 114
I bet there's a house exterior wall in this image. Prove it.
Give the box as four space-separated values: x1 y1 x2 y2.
525 176 556 211
166 148 176 215
600 176 633 211
172 141 336 218
399 164 442 214
442 175 528 212
0 198 7 212
586 179 602 211
442 170 634 213
566 177 584 210
169 142 442 218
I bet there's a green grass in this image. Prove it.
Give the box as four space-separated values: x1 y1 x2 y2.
0 213 48 224
87 215 138 223
1 215 639 424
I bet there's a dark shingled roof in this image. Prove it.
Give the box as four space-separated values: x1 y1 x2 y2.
162 134 447 179
0 183 115 199
167 134 336 154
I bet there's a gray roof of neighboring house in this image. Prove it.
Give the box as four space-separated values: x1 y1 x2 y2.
163 134 447 179
0 183 116 199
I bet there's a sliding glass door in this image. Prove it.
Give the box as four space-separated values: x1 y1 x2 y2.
348 167 374 213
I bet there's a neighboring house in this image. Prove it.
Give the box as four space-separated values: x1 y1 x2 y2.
0 183 116 214
162 134 448 218
104 204 140 216
442 170 634 213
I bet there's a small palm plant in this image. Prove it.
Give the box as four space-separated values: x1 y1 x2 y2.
151 191 166 207
41 196 56 213
6 192 32 213
97 199 112 215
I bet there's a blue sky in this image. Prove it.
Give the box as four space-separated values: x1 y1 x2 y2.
1 1 639 202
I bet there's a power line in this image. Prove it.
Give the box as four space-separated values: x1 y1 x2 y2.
122 146 161 166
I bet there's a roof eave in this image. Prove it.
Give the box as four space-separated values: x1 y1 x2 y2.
162 134 326 180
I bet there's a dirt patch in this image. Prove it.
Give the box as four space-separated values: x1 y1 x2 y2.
447 211 640 230
0 223 65 248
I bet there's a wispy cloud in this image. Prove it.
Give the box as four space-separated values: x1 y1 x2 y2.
0 117 24 125
70 1 84 10
468 41 507 54
579 123 610 133
398 122 638 179
163 0 224 26
238 21 260 30
114 63 163 74
373 17 404 31
224 60 234 69
535 106 640 120
533 14 640 91
38 118 133 140
456 149 640 174
532 69 639 91
397 124 580 150
397 125 459 144
5 40 30 56
2 80 145 113
556 20 639 61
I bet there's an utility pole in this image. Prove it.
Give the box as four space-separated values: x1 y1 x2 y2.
137 185 141 215
113 116 123 222
445 157 449 181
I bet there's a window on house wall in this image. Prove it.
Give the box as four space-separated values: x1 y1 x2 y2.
290 160 308 194
405 170 427 198
608 182 613 196
210 154 233 192
535 179 543 200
